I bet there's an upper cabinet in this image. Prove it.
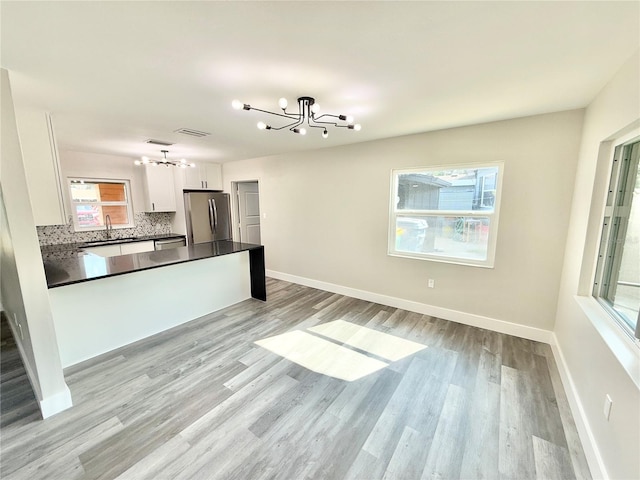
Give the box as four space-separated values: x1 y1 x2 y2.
14 109 68 226
142 166 176 212
181 163 222 190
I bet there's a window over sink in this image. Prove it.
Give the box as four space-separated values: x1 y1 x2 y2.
68 178 134 231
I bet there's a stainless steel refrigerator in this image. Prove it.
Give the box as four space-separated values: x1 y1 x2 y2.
184 191 232 245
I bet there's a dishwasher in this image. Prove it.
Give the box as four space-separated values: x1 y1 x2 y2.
154 237 186 250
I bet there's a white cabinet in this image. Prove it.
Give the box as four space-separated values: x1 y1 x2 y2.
84 240 155 257
143 166 176 212
83 244 122 258
15 109 68 226
120 241 155 255
181 163 222 190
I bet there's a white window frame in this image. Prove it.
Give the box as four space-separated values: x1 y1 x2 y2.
388 162 504 268
68 177 135 231
592 136 640 340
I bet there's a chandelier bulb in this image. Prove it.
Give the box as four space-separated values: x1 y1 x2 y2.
311 103 320 114
322 129 328 139
190 163 196 168
232 99 243 110
257 121 267 130
278 97 288 110
354 124 362 131
346 115 354 124
134 160 141 165
299 127 307 135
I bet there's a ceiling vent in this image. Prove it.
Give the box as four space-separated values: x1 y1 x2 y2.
174 128 211 138
146 139 174 146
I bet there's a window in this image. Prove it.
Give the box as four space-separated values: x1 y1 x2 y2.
389 163 503 267
68 178 134 231
593 140 640 339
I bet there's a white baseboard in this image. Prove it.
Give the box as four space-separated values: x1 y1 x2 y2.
5 311 73 419
39 385 73 419
549 335 606 479
266 270 553 344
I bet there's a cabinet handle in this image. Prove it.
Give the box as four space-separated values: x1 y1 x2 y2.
152 202 155 211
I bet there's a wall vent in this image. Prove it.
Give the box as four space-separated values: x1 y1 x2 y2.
146 139 174 146
174 128 210 138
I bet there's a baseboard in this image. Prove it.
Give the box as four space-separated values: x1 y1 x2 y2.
549 335 607 479
39 385 73 419
266 270 553 344
3 311 73 419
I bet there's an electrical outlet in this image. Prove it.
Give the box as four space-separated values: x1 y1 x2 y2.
428 279 435 288
12 312 23 340
603 394 613 420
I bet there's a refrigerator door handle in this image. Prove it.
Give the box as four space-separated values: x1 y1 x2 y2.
211 198 218 234
208 199 215 234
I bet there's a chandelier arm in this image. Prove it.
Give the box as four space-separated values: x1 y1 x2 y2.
269 118 304 131
313 113 345 121
306 123 327 130
249 107 300 121
309 119 343 127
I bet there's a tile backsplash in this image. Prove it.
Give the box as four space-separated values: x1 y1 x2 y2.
37 212 173 246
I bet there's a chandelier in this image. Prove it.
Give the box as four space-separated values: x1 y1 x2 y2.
232 96 361 138
134 150 195 168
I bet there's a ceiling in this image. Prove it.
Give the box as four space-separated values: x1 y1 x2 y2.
1 1 639 164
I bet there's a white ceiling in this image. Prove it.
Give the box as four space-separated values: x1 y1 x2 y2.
1 1 639 164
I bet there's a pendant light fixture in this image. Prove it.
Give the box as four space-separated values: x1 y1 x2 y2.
134 150 195 168
232 96 361 138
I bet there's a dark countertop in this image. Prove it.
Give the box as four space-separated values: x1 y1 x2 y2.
43 240 263 288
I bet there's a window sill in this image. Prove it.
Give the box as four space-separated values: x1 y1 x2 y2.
73 224 135 233
574 295 640 389
388 251 494 269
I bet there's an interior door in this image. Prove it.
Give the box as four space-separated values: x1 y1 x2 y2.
237 181 261 244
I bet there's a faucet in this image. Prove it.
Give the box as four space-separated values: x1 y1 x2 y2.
105 214 112 239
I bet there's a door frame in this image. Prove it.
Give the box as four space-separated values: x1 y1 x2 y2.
231 179 261 243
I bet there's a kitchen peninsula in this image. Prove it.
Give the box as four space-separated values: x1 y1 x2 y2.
44 240 265 367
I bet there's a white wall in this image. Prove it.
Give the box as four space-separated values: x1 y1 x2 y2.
60 150 148 214
224 109 584 336
0 69 71 418
554 50 640 480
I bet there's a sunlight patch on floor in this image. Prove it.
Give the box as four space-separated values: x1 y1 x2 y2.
308 320 426 362
255 320 427 381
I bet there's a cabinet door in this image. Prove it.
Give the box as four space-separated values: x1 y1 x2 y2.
15 109 67 226
83 244 122 257
120 241 155 255
181 166 204 189
203 163 222 190
180 163 222 190
143 166 176 212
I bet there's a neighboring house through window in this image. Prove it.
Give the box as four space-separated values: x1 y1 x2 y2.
68 178 134 231
389 162 503 268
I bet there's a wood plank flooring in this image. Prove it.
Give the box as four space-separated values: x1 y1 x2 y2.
0 278 591 479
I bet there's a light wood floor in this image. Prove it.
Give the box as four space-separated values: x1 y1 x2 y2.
0 278 591 480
